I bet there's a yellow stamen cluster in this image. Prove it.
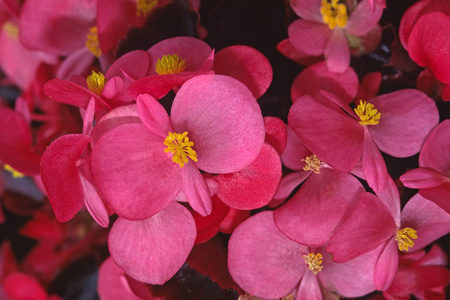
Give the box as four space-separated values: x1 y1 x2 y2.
302 154 323 174
320 0 348 29
164 131 198 168
303 252 324 275
3 22 19 39
155 54 187 75
86 26 101 57
395 227 418 252
86 71 106 96
136 0 158 17
3 164 25 178
354 100 381 125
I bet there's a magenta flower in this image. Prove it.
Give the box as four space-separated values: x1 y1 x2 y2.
288 89 439 191
91 74 265 220
288 0 383 72
228 211 381 299
400 120 450 214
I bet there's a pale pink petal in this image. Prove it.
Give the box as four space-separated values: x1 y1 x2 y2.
326 192 397 263
272 171 311 206
264 116 287 155
400 193 450 251
419 119 450 175
276 38 323 65
108 202 196 284
171 74 265 174
216 143 282 210
274 168 363 247
290 0 323 22
214 45 273 99
291 61 358 103
105 50 150 79
228 211 307 299
368 89 439 157
288 95 364 173
374 238 399 291
400 168 450 189
40 134 90 222
288 20 332 56
182 162 212 216
324 27 350 73
345 0 383 36
91 123 182 220
362 127 388 192
136 94 173 138
297 270 322 300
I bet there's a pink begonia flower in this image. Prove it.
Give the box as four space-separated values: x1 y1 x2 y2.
288 0 383 72
228 211 381 299
290 61 359 103
128 36 214 99
92 74 265 220
108 202 196 284
288 89 439 191
383 244 450 300
400 120 450 214
327 178 450 291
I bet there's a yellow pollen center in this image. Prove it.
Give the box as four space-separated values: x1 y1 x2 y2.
86 71 106 96
86 26 101 58
320 0 348 30
303 252 323 275
155 54 187 75
3 164 25 178
3 22 19 39
395 227 418 252
354 100 381 125
302 154 323 173
164 131 198 168
136 0 158 17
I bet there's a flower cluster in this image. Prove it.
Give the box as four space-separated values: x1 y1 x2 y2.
0 0 448 299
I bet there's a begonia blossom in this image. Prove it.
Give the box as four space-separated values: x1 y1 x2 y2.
288 0 383 72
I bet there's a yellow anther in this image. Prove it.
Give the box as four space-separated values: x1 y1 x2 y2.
3 22 19 39
302 154 323 174
395 227 418 252
303 252 324 275
164 131 198 168
86 71 106 96
354 100 381 125
86 26 101 58
155 54 187 75
320 0 348 29
3 164 25 178
136 0 158 17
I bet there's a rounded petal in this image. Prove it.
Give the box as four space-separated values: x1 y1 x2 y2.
3 272 48 300
171 74 265 174
105 50 150 79
419 182 450 214
368 89 439 158
324 27 350 73
400 168 450 189
290 0 323 22
345 0 383 36
228 211 307 299
362 127 388 192
91 123 182 220
108 202 196 284
272 171 311 206
281 125 312 171
419 119 450 174
374 238 399 291
288 20 332 56
274 168 363 246
264 116 287 156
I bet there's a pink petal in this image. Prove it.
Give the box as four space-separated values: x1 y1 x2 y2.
400 193 450 251
171 74 265 174
192 195 230 244
105 50 150 79
228 211 307 299
264 116 287 155
375 176 401 227
374 238 399 291
362 127 388 192
356 71 382 101
289 0 323 22
274 168 363 246
3 272 48 300
288 95 364 173
55 47 95 80
214 45 273 99
281 125 312 170
326 192 397 263
288 20 332 56
291 61 358 103
91 123 182 220
216 143 282 210
40 134 90 222
407 12 450 84
419 119 450 175
182 162 212 216
324 27 350 73
400 168 449 189
345 0 383 36
276 38 323 65
368 89 439 157
108 202 196 284
419 182 450 214
271 171 311 206
136 94 173 138
297 270 322 300
218 208 251 234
